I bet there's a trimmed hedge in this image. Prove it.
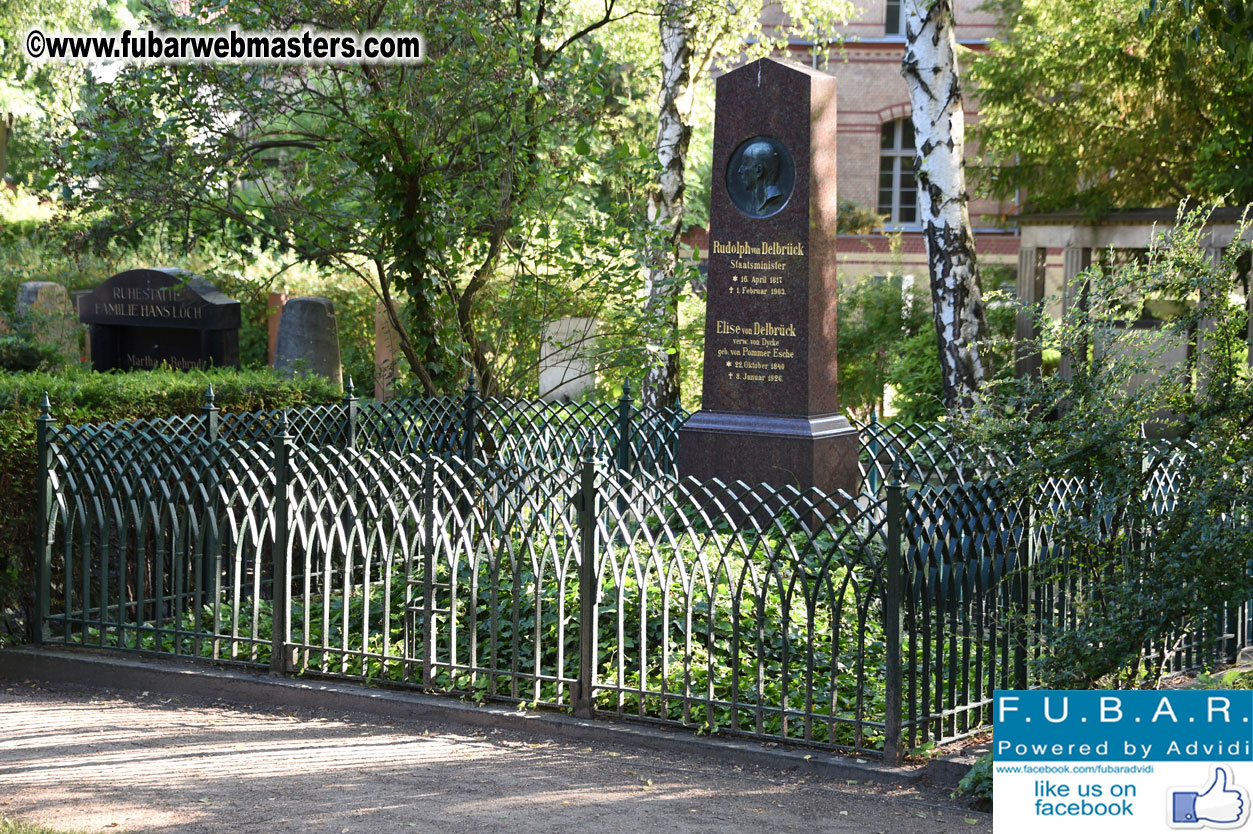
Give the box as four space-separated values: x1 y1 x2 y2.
0 367 342 639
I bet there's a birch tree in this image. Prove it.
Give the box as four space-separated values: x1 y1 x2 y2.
640 0 695 410
901 0 988 409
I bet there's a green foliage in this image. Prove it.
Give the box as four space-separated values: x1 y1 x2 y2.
0 367 339 629
955 752 994 803
865 264 1017 425
971 0 1253 213
837 273 933 421
72 509 889 748
0 186 57 246
956 206 1253 688
836 199 887 235
0 818 96 834
54 0 657 399
0 0 137 185
0 335 66 372
1189 666 1253 690
0 216 381 391
884 331 946 424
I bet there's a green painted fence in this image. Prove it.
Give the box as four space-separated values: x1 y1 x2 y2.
30 385 1247 762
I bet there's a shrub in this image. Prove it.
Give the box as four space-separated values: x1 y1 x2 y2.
955 752 993 805
0 227 382 393
837 273 933 421
956 205 1253 688
0 366 341 638
0 335 67 372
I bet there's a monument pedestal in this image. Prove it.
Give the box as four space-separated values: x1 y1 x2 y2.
678 411 860 495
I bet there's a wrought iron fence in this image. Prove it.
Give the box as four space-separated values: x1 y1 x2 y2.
29 386 1250 763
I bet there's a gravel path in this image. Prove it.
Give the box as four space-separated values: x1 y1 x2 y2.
0 681 991 834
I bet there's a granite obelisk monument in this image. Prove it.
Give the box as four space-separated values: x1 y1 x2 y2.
678 58 859 495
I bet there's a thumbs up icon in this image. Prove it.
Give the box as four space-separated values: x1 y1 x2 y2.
1170 766 1249 829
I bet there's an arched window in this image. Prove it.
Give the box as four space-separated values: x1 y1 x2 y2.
885 0 903 36
877 118 918 225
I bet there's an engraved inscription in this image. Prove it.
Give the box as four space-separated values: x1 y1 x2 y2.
705 234 804 386
712 320 797 384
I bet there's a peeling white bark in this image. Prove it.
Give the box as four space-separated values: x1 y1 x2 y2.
901 0 987 409
641 0 694 411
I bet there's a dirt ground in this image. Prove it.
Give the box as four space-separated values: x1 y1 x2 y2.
0 680 991 834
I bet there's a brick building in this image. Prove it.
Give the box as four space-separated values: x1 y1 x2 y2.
688 1 1025 284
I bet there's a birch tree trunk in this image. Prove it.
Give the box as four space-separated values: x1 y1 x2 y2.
901 0 988 409
640 0 695 410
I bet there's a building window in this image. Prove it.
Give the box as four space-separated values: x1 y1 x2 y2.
878 118 918 225
885 0 903 36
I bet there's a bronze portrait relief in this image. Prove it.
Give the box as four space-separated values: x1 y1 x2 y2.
725 136 795 219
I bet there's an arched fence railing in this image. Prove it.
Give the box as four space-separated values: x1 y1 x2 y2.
29 388 1250 762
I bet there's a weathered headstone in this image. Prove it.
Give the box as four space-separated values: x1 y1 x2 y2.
539 317 597 402
17 281 77 360
77 268 240 371
274 296 342 384
266 292 288 364
374 300 402 401
678 58 859 495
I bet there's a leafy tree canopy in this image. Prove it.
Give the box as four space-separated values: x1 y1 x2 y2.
970 0 1253 216
54 0 654 397
0 0 137 183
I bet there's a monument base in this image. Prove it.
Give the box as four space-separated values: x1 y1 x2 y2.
677 411 861 497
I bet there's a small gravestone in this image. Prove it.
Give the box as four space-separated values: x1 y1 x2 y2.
274 297 342 384
374 300 402 401
17 281 77 360
678 58 859 495
539 317 597 402
78 268 240 371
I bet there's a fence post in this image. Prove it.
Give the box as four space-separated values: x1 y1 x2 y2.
615 378 633 473
1013 500 1032 690
420 457 438 688
461 374 478 461
342 377 359 450
201 388 222 652
34 392 55 645
573 443 597 719
202 384 219 442
883 465 905 764
270 410 294 674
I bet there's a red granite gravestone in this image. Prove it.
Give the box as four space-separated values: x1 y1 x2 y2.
678 58 859 495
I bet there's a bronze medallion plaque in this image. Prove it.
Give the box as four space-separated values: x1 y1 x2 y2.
725 136 795 219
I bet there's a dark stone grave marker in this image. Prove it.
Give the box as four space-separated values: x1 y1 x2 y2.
678 58 859 496
78 268 241 371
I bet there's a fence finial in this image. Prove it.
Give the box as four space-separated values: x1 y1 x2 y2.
39 391 52 421
277 408 291 437
466 371 477 395
871 407 879 426
621 377 631 399
888 456 904 487
345 376 356 398
204 384 216 408
581 439 595 462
